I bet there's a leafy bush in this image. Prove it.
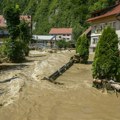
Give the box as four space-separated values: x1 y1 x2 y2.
2 5 31 62
3 39 25 63
56 40 69 49
19 21 31 56
92 26 120 81
76 36 81 53
76 34 89 63
3 4 20 40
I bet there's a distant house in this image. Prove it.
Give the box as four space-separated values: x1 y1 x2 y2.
49 28 73 41
0 15 6 28
87 2 120 52
0 15 8 45
0 15 31 45
31 35 56 49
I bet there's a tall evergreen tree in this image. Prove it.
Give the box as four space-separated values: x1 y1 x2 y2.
76 34 89 63
4 4 20 40
3 5 25 62
19 21 31 56
92 26 120 81
76 35 81 53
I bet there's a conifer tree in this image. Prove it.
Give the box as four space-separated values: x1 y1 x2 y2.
3 5 25 62
92 26 120 81
19 21 31 56
76 34 89 63
4 4 20 40
76 36 81 53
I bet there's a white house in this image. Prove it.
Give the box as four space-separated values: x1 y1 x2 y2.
87 2 120 52
32 35 56 49
49 28 73 41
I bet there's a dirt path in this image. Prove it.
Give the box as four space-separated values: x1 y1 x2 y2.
0 51 120 120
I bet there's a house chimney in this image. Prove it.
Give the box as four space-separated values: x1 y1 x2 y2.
115 0 120 5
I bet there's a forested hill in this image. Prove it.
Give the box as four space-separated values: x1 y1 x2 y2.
0 0 116 40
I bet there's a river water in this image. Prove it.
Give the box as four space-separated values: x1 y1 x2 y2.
0 51 120 120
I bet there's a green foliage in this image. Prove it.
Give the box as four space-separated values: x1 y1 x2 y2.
0 0 117 41
2 5 31 62
19 21 31 56
19 21 31 43
76 34 89 63
0 0 95 40
76 36 82 53
3 39 25 62
56 40 69 49
116 56 120 82
3 4 20 40
92 26 120 81
89 0 116 12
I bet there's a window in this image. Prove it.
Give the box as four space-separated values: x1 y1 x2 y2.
113 22 116 29
92 38 98 44
93 25 96 33
108 22 112 27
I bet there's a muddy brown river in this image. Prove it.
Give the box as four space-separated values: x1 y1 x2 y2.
0 50 120 120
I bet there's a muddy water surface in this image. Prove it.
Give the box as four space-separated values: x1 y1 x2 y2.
0 51 120 120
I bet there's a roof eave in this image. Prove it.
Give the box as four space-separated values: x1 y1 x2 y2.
87 14 117 22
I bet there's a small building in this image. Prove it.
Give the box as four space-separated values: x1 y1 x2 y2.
0 15 6 28
87 2 120 52
0 15 31 45
49 28 73 41
0 15 8 45
31 35 56 49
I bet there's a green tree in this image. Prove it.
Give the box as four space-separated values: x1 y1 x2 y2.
89 0 116 12
3 39 24 62
76 34 89 63
19 20 31 56
92 26 120 81
4 4 20 40
76 35 81 53
56 40 68 49
3 4 25 62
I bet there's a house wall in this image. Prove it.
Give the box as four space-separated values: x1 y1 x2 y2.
54 34 72 41
90 15 120 52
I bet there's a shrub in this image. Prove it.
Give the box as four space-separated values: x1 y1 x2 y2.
76 36 81 53
3 39 25 62
76 34 89 63
92 26 120 81
56 40 68 49
3 4 20 40
19 21 31 56
2 5 31 62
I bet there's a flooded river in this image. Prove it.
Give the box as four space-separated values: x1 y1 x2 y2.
0 50 120 120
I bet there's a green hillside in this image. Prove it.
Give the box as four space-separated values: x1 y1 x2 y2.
0 0 116 41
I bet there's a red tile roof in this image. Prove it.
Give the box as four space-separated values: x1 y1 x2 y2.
49 28 72 34
87 4 120 22
82 26 92 36
0 15 6 28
